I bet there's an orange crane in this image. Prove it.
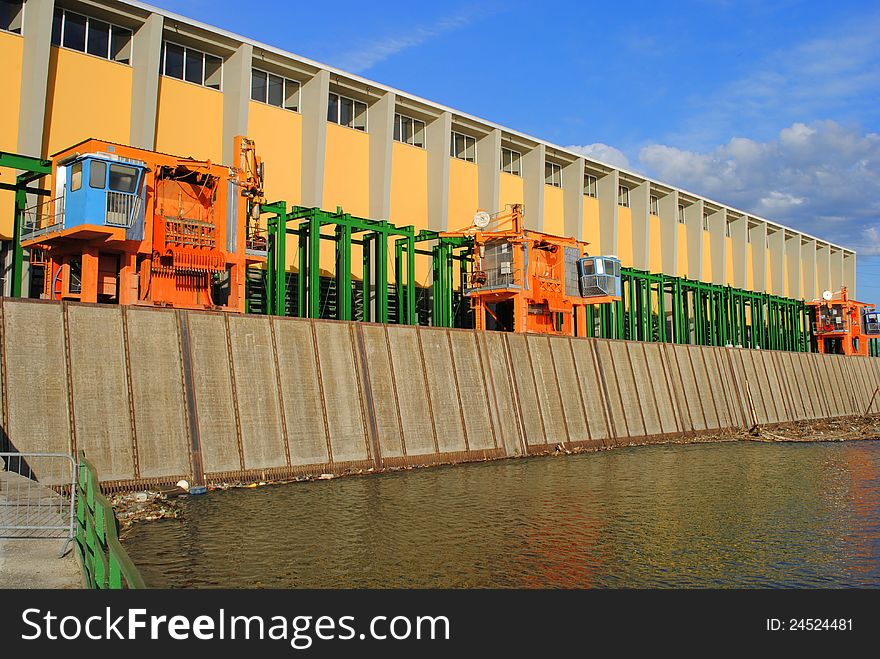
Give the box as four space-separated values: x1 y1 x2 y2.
20 136 267 311
807 287 880 356
442 204 621 336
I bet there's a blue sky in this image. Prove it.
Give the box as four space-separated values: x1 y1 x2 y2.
156 0 880 301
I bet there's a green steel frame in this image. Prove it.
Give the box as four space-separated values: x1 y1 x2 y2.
0 150 53 297
259 205 471 326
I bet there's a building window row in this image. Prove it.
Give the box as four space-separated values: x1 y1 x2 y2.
650 195 659 216
162 42 222 89
545 162 562 187
451 132 476 162
328 92 367 131
394 113 425 147
618 185 630 208
584 174 598 197
251 68 299 111
678 204 686 224
51 8 132 64
501 147 521 175
703 211 710 231
0 0 23 34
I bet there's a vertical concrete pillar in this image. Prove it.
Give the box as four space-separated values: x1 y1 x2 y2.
843 251 856 297
17 0 54 156
129 13 164 150
630 181 650 269
730 213 748 289
562 157 585 239
816 242 831 295
222 43 253 165
300 69 330 208
683 200 704 281
597 169 619 256
768 228 785 296
369 91 395 220
830 249 844 293
658 190 679 277
708 208 726 284
522 144 545 231
749 221 767 292
426 111 451 231
477 128 501 214
800 238 817 301
785 232 802 299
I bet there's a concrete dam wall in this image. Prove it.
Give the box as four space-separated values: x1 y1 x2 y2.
2 297 879 490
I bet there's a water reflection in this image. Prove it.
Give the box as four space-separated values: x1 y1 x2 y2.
124 442 880 588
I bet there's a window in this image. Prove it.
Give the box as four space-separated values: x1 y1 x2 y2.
618 185 630 208
1 1 24 34
584 174 597 197
501 147 521 175
393 113 425 147
89 161 106 189
70 162 82 192
450 131 476 162
109 164 138 193
725 222 731 238
678 204 685 224
51 8 132 64
702 211 710 231
545 162 562 187
650 195 659 216
251 69 300 111
161 42 222 89
328 93 367 131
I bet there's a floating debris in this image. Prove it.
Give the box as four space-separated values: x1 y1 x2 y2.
111 490 183 537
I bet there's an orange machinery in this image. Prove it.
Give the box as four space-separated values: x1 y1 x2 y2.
807 287 880 356
442 204 621 336
20 136 267 311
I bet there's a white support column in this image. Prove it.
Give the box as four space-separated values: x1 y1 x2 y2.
831 249 844 293
684 200 704 281
522 144 545 231
630 181 650 270
768 229 785 296
801 238 817 301
749 221 768 293
708 207 726 284
597 170 619 256
730 213 748 289
658 190 678 277
477 128 501 214
17 0 55 156
562 157 585 239
426 111 451 231
129 13 164 150
222 43 253 165
843 251 856 297
300 69 330 208
816 243 831 295
785 232 802 299
369 91 395 220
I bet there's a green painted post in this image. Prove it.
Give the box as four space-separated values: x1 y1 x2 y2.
336 222 352 320
394 239 404 324
265 217 275 315
297 225 307 318
308 213 321 318
407 236 417 325
274 206 287 316
376 222 388 324
11 187 26 297
362 235 372 322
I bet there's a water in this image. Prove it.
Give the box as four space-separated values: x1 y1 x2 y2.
123 441 880 588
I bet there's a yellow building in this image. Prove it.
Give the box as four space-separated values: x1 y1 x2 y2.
0 0 857 299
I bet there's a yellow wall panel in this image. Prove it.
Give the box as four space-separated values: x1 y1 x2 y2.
247 101 301 207
725 237 734 285
499 172 523 212
448 157 478 228
677 224 688 277
648 216 662 273
0 32 23 239
44 48 132 157
543 185 564 237
582 196 600 250
702 232 711 280
155 77 222 163
617 207 632 266
389 142 427 226
323 123 369 217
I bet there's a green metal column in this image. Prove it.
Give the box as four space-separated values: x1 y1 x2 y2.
11 187 27 298
362 235 372 323
407 236 417 325
297 226 307 318
375 222 388 324
308 213 321 318
336 221 352 320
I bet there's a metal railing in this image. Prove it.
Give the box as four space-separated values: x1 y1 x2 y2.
104 190 140 228
20 195 65 241
74 452 145 589
0 452 76 556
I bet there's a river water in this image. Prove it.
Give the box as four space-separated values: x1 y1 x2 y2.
123 441 880 588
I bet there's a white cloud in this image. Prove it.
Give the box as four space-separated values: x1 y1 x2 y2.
637 121 880 253
566 143 631 169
